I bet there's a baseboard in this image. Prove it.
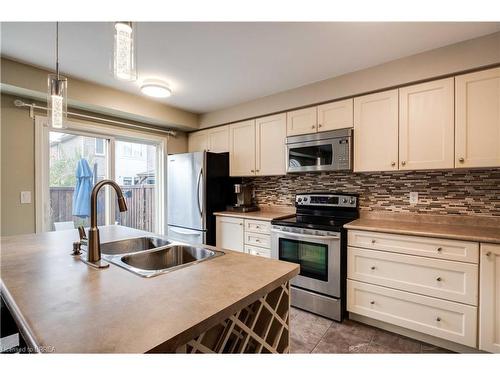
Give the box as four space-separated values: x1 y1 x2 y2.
349 312 484 354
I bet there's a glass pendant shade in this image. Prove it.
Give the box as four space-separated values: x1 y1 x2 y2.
114 22 137 81
47 74 67 129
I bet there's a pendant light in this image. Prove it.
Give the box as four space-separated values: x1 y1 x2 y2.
47 22 67 129
113 21 137 81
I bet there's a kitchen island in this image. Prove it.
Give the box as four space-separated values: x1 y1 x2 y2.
0 225 299 353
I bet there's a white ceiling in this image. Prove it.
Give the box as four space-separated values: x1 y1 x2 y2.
1 22 499 113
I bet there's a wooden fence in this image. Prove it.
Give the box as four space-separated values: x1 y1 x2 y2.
49 185 156 232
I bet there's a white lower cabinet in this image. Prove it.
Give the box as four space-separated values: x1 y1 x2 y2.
479 243 500 353
216 216 244 252
216 216 272 258
347 280 478 347
347 229 481 349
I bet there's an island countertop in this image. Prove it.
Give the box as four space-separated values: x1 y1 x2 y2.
0 225 299 353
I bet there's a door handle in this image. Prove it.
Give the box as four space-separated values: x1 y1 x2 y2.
196 168 203 218
271 229 340 241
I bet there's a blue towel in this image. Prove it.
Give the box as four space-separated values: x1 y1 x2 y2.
72 159 94 218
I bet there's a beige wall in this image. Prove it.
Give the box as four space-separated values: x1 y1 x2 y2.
1 94 36 235
199 32 500 128
1 58 199 131
0 93 188 236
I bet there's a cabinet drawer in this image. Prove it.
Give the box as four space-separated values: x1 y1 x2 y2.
347 280 477 347
245 245 271 258
348 230 479 263
245 232 271 248
348 247 478 305
244 219 271 235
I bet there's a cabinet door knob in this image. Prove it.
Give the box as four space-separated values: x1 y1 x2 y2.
255 169 260 172
370 301 375 305
486 251 492 257
436 317 441 322
371 239 376 244
318 124 322 128
401 161 406 166
371 266 376 270
391 161 396 166
458 157 465 163
250 170 255 173
437 247 442 252
311 125 316 129
436 277 442 282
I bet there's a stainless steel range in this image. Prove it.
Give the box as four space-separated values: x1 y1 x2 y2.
271 192 359 321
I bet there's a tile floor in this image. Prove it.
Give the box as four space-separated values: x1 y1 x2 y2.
289 307 451 354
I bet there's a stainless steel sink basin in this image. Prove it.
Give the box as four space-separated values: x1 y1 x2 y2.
100 236 171 255
106 244 224 277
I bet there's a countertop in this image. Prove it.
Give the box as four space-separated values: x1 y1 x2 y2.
344 213 500 244
0 226 299 353
214 206 295 221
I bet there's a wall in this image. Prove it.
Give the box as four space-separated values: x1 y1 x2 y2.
244 169 500 217
200 32 500 128
0 93 189 236
1 94 36 235
1 58 199 130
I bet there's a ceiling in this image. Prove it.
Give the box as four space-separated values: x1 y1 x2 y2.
1 22 499 114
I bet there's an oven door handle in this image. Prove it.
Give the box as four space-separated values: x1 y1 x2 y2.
271 229 340 241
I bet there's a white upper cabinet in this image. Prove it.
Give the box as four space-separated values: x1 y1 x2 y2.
354 90 399 172
255 113 286 176
455 67 500 168
479 243 500 353
317 98 354 132
207 125 229 153
286 107 317 136
188 126 229 153
229 120 256 176
399 78 455 170
188 130 209 152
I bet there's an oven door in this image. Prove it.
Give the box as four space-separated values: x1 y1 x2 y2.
271 228 341 297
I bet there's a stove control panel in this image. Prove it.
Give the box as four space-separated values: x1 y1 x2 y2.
295 193 357 208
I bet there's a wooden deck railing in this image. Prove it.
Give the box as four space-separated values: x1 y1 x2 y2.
49 185 156 232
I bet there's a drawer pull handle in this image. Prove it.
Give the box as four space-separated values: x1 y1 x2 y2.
436 247 442 252
370 266 376 270
436 277 442 282
486 251 492 257
371 239 376 244
370 301 375 305
436 317 441 322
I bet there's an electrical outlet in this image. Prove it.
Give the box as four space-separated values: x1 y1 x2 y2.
20 191 32 204
409 192 418 205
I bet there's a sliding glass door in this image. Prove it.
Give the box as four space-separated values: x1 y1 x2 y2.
48 131 110 230
39 117 165 234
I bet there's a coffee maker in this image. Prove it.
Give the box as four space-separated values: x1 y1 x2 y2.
228 184 259 212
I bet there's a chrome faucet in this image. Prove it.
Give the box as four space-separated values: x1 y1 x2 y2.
81 179 128 269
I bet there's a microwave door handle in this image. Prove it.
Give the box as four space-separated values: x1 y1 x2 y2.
271 229 340 241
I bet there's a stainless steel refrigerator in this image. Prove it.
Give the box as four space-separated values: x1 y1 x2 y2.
167 151 233 245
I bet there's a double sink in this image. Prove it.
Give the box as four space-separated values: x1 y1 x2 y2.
88 237 224 277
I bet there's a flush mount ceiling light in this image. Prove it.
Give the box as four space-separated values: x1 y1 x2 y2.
140 80 172 98
113 21 137 81
47 22 67 129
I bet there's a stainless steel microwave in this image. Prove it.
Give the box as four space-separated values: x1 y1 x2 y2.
286 128 353 173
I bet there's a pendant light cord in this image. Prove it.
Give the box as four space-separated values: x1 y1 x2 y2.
55 21 59 79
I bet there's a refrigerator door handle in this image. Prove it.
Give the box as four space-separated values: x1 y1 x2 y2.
169 226 203 236
196 168 203 218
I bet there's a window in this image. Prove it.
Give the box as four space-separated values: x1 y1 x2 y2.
122 177 133 185
95 138 105 155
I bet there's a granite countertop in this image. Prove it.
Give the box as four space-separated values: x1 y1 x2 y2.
0 225 299 353
214 206 295 221
344 212 500 244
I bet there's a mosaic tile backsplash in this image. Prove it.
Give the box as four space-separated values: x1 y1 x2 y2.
243 169 500 217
